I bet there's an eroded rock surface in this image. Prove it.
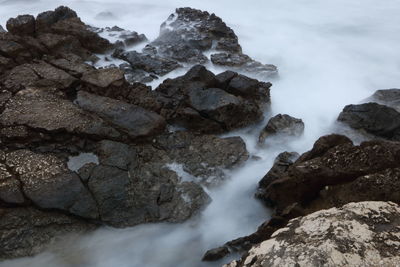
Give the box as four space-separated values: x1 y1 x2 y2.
259 114 304 143
226 202 400 267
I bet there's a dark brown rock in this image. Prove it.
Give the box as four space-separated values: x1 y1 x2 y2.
6 15 36 36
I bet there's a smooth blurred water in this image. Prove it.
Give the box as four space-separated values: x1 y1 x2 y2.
1 0 400 266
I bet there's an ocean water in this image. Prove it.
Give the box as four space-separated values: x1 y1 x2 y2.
1 0 400 266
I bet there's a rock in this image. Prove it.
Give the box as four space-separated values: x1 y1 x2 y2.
150 7 240 63
260 138 400 211
37 33 90 59
6 15 36 36
81 67 125 89
35 6 78 32
0 33 32 63
3 61 77 93
5 150 99 219
36 6 113 53
227 201 400 267
366 88 400 112
0 55 14 73
202 246 229 261
0 25 5 32
0 88 121 141
113 49 181 76
87 142 210 227
156 65 270 133
75 91 166 139
47 56 94 77
338 102 400 141
154 131 249 185
96 140 136 170
211 53 278 78
0 207 95 259
259 114 305 143
257 152 299 189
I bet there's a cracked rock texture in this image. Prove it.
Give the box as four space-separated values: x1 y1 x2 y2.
226 201 400 267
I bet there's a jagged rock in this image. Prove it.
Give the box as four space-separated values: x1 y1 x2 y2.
257 152 299 189
259 114 305 143
0 33 32 63
6 15 36 36
0 25 5 32
226 202 400 267
3 64 40 93
338 102 400 141
113 49 181 77
0 88 121 141
36 33 90 59
5 150 99 219
211 53 278 78
260 138 400 211
36 6 113 54
75 91 166 139
202 246 229 261
156 65 270 133
366 88 400 111
154 131 249 184
0 207 95 259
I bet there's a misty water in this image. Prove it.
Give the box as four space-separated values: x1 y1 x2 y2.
1 0 400 266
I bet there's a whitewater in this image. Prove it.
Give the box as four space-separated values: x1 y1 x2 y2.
1 0 400 266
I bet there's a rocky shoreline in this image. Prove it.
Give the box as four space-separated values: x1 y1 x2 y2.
1 5 400 267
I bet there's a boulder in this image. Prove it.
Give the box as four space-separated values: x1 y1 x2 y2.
6 15 36 36
338 102 400 141
156 65 270 133
226 202 400 267
81 67 125 90
75 91 166 140
35 6 78 32
259 114 305 143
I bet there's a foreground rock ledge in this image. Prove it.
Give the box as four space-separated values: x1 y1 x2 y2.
225 201 400 267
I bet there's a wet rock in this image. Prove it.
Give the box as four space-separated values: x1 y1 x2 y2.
5 150 99 219
118 29 147 47
96 140 136 170
35 6 78 32
154 131 249 184
0 88 121 140
75 91 166 139
257 152 299 189
366 88 400 111
227 202 400 267
0 207 95 259
338 102 400 141
113 49 181 76
6 15 36 36
156 65 270 133
211 53 278 78
202 246 229 261
150 7 240 63
36 6 113 53
259 137 400 211
259 114 305 143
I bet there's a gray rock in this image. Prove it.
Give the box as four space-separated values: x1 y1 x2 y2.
76 91 166 139
35 6 78 32
5 150 99 219
211 53 278 78
81 68 125 89
6 15 36 36
226 201 400 267
0 207 95 259
0 88 121 140
0 25 5 32
366 88 400 112
338 102 400 141
259 114 305 143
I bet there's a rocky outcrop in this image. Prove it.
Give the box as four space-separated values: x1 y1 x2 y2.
366 88 400 111
6 15 36 36
226 201 400 267
205 134 400 261
111 7 277 83
259 114 304 143
156 65 271 133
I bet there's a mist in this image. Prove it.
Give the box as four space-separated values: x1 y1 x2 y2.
1 0 400 266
